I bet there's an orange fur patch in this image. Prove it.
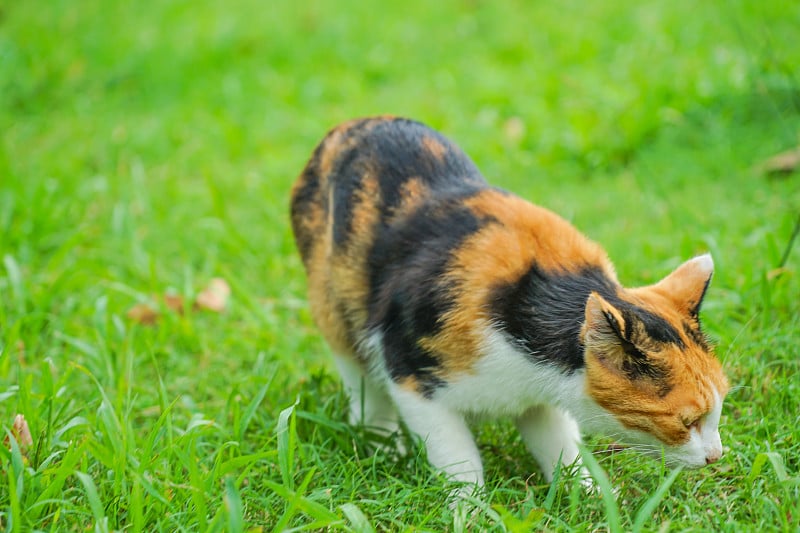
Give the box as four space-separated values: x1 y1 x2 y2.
318 116 397 176
329 172 381 336
306 237 354 356
398 375 421 393
295 117 399 365
421 135 447 160
390 177 429 220
422 190 618 374
465 190 615 276
289 180 325 270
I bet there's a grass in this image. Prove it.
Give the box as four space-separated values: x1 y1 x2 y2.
1 0 799 530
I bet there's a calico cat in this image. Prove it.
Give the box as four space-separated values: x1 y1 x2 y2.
290 116 728 488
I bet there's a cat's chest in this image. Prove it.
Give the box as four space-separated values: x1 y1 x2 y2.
429 329 587 418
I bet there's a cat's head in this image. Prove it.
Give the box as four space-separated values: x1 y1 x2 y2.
581 254 728 468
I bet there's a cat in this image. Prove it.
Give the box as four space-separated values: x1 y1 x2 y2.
290 116 728 489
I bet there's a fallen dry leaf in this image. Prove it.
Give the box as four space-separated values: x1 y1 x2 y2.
127 293 186 324
127 282 228 323
13 414 33 448
503 116 526 143
195 277 231 312
139 405 162 418
126 302 160 325
605 442 627 452
16 339 26 366
4 414 33 452
163 293 185 313
759 146 800 176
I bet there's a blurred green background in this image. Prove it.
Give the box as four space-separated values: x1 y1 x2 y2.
1 0 798 530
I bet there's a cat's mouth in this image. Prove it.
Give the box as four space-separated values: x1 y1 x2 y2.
605 442 712 469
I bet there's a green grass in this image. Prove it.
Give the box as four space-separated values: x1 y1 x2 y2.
1 0 799 530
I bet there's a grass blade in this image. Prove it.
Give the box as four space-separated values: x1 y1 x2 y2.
749 452 788 483
215 449 277 480
276 398 299 490
224 476 244 533
578 444 621 533
238 380 271 442
130 478 144 533
3 254 26 313
33 439 86 512
543 454 563 511
632 466 683 533
266 468 341 531
340 502 375 533
4 431 23 532
75 471 109 533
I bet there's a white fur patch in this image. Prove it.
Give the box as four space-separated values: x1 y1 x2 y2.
388 384 484 486
433 329 586 417
693 253 715 278
332 353 399 434
516 405 582 481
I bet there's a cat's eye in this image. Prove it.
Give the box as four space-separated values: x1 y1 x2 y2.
682 416 702 430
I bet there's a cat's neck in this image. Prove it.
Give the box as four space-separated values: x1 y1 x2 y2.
452 327 619 428
489 263 620 373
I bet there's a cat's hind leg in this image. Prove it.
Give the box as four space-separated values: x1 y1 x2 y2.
515 404 582 482
333 354 399 436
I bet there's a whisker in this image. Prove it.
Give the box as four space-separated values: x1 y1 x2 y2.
574 413 616 425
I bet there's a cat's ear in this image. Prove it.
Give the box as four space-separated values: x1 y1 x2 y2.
654 254 714 318
582 291 630 354
583 293 667 391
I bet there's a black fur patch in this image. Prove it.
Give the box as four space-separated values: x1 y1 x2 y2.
620 353 671 396
380 294 446 396
689 275 712 319
601 308 672 395
365 119 486 220
326 118 488 249
683 321 710 350
612 300 685 348
490 265 619 373
290 148 325 261
490 265 684 376
619 337 646 360
367 195 495 396
329 147 373 247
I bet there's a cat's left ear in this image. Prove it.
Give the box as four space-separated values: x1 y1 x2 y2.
654 254 714 318
582 291 629 354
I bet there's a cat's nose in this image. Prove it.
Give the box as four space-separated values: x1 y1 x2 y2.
705 450 721 465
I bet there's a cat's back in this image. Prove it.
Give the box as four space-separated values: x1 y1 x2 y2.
290 116 487 264
290 117 494 357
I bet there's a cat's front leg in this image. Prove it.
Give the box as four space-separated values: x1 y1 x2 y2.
389 384 485 488
515 404 583 482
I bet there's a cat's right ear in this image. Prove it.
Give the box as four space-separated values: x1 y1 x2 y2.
582 292 627 355
654 254 714 319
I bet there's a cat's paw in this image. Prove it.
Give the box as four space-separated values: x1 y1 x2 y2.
362 424 407 458
578 467 600 494
447 482 486 512
368 439 407 459
578 467 620 498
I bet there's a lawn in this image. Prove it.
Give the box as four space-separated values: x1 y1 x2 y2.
1 0 799 530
